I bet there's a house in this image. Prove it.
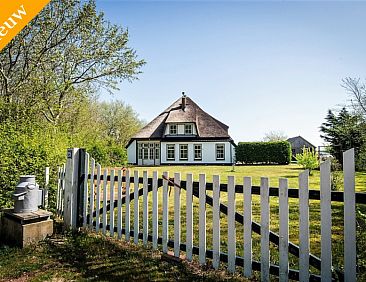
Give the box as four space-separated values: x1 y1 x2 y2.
287 136 316 159
126 94 236 165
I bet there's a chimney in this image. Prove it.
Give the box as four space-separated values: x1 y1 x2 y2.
181 92 186 111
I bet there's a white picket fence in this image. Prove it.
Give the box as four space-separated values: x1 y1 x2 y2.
56 148 361 281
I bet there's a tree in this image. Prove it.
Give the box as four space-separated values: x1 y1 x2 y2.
97 100 144 147
0 0 145 125
320 108 365 166
263 130 288 142
295 146 319 174
0 0 145 208
342 77 366 117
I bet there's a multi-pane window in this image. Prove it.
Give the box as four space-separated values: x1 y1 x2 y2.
180 144 188 160
149 143 154 160
143 143 149 159
169 124 177 135
138 143 142 159
155 143 160 160
194 144 202 160
185 124 193 135
216 144 225 160
138 142 159 160
167 144 175 160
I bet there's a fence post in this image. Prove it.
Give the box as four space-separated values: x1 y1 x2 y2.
343 148 356 281
77 148 86 228
64 148 80 229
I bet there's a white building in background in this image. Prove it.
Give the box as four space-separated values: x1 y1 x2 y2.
126 93 236 165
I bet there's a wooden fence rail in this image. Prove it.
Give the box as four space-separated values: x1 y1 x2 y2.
56 148 361 281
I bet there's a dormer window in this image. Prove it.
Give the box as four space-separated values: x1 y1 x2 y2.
169 124 177 135
185 124 193 135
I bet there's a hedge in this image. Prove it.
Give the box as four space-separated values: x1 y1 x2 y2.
235 141 291 165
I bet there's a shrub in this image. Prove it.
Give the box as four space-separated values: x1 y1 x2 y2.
235 141 291 165
0 122 67 210
295 146 319 173
331 171 343 191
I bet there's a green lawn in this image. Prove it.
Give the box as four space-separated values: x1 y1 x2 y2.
104 164 366 279
124 163 366 191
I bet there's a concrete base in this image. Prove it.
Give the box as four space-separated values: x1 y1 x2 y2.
0 209 53 247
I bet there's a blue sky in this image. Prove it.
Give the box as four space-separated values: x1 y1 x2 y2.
96 0 366 146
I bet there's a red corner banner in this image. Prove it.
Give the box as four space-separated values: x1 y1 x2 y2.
0 0 51 51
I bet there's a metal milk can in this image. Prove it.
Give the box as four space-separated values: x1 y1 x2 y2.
13 175 42 213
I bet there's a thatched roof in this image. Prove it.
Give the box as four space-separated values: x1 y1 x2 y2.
130 96 232 141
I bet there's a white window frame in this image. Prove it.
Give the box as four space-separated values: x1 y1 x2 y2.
169 124 177 135
179 144 188 160
185 124 193 135
138 143 142 159
216 144 225 160
167 144 175 160
194 144 202 160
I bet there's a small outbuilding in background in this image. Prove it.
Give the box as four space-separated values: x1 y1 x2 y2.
287 136 316 160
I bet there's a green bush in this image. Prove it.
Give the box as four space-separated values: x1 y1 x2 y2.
0 122 67 210
295 146 319 173
87 143 127 167
235 141 291 165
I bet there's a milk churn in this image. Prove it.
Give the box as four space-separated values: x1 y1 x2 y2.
13 175 43 213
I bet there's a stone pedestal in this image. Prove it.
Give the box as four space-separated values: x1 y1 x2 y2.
0 209 53 247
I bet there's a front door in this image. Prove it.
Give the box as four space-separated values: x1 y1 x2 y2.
138 142 160 166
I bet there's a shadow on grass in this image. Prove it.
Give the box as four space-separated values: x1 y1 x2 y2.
0 222 252 281
43 229 243 282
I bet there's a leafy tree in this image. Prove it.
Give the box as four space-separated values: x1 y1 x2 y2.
320 108 365 169
295 146 319 174
0 0 145 208
263 130 288 142
97 100 144 147
0 0 145 125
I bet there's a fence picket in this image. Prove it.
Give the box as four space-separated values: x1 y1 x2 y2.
143 171 148 246
152 171 158 249
83 153 89 227
343 149 356 281
125 169 131 241
89 158 95 228
102 169 108 235
228 176 236 273
199 173 206 265
61 164 66 217
260 177 270 282
174 172 181 257
186 173 193 261
56 167 61 216
117 170 123 239
109 169 115 237
162 171 169 253
279 178 289 282
299 170 309 281
320 160 332 281
212 175 220 269
95 164 101 232
134 170 139 244
244 177 252 277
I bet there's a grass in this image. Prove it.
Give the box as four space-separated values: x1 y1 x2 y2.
0 223 251 282
106 164 366 279
124 163 366 191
